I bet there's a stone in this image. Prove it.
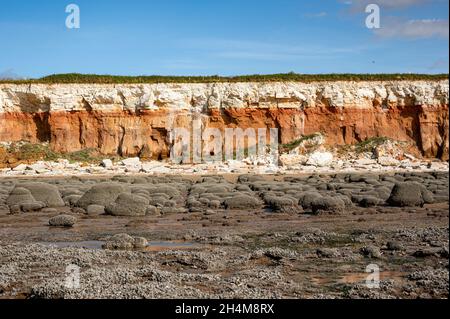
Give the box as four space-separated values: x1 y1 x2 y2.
86 204 105 215
311 197 345 214
121 157 141 166
64 195 82 206
12 164 27 171
224 194 261 210
48 214 76 227
427 161 448 170
306 151 333 167
209 200 221 209
101 159 113 168
298 192 323 209
359 196 381 207
102 233 135 250
355 158 377 165
21 201 46 212
225 160 248 169
86 167 106 174
386 241 403 251
146 205 160 215
133 237 148 248
27 162 48 171
17 182 64 207
279 154 307 167
148 196 168 207
360 245 382 258
9 205 21 214
420 188 435 204
6 187 36 206
316 248 340 258
377 156 400 167
140 161 165 173
148 166 172 174
106 193 149 216
72 207 86 214
76 183 128 209
161 207 188 214
387 182 424 207
265 195 301 213
102 233 147 250
125 166 141 173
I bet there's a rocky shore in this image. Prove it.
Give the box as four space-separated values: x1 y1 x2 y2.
2 129 448 178
0 171 448 299
1 156 448 178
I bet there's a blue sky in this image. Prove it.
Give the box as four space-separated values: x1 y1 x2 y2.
0 0 448 78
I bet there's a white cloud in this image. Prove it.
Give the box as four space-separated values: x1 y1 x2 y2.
375 18 449 39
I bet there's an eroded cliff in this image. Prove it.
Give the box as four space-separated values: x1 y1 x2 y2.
0 80 448 160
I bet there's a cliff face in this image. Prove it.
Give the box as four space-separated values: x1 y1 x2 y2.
0 80 448 160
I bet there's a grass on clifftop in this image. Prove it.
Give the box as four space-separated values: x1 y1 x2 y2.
1 73 448 84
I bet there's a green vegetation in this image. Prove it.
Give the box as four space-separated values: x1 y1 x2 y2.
354 136 390 153
6 143 58 162
4 142 110 164
281 133 323 152
1 73 447 84
63 149 104 163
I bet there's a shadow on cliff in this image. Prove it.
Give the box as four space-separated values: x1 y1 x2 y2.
16 91 52 143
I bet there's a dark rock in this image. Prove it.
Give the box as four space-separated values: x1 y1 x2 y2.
386 241 403 251
76 183 128 209
86 204 105 215
387 182 424 207
48 214 76 227
21 201 46 212
311 197 345 214
17 182 64 207
224 194 261 210
298 192 323 209
360 196 381 207
265 195 302 213
6 187 36 206
106 193 149 216
360 245 382 258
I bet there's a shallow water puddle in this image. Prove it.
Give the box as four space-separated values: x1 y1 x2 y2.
144 241 199 251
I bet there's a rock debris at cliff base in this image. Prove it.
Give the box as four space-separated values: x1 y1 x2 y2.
1 136 449 177
0 172 448 299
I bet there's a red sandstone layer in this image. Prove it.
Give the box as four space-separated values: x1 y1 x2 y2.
0 104 448 160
